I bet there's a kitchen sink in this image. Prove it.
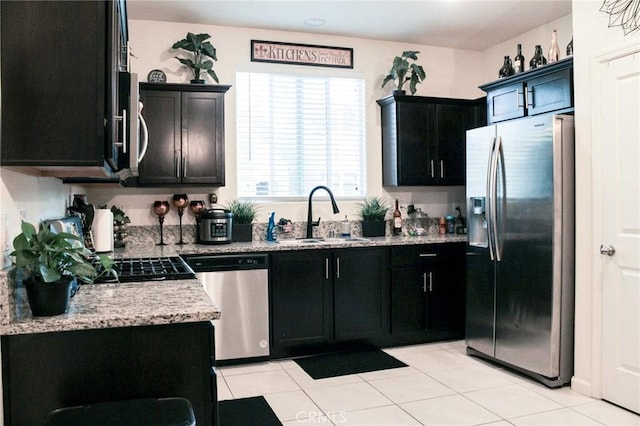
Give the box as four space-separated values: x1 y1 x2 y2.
275 237 370 245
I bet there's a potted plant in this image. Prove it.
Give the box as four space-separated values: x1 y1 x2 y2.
357 197 390 237
11 221 115 316
224 200 259 242
381 50 426 95
172 32 219 84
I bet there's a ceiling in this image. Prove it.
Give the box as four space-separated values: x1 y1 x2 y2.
127 0 573 51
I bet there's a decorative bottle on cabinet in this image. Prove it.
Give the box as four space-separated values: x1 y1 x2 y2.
393 199 402 235
548 30 560 63
566 37 573 56
514 44 525 73
498 56 515 78
529 45 547 69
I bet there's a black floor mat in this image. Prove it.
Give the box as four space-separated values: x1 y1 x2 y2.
218 396 281 426
294 348 408 379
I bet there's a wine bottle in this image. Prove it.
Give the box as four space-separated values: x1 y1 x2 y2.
530 45 547 69
548 29 560 63
566 37 574 56
514 44 525 73
498 56 515 78
392 199 402 236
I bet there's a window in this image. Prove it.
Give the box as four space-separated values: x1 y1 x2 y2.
236 71 366 199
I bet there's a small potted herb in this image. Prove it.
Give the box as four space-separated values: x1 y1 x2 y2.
172 32 219 84
357 197 389 237
11 221 115 316
381 50 426 95
224 200 259 242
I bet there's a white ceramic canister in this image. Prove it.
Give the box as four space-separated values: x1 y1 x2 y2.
93 209 114 252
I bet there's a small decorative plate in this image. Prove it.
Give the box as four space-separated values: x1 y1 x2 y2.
147 69 167 83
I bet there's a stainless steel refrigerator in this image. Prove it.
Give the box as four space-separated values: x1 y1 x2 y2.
465 113 574 387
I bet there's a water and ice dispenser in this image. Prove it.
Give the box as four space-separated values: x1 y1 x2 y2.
468 197 488 247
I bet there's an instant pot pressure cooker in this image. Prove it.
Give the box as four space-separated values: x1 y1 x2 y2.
199 209 233 244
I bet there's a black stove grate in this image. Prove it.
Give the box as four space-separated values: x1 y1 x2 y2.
94 256 196 283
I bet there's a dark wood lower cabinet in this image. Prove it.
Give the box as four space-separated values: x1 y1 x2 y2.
270 247 389 357
1 322 217 426
390 243 466 344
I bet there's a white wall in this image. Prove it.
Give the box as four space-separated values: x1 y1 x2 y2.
83 21 486 227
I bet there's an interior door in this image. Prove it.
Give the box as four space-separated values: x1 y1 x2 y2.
599 50 640 414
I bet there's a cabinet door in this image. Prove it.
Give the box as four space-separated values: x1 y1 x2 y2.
181 91 225 185
526 67 573 116
334 248 390 341
487 81 526 124
395 101 437 185
391 266 429 334
425 245 466 335
435 104 469 185
270 251 333 352
138 90 182 184
1 1 107 167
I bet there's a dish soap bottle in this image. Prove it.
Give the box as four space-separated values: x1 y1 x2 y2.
266 212 277 241
341 215 351 237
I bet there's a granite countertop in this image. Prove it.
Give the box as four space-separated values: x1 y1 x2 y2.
0 278 220 336
115 234 466 258
0 233 464 336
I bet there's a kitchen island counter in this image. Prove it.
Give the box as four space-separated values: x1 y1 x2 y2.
0 277 220 336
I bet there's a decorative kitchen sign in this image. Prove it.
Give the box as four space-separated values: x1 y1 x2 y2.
251 40 353 69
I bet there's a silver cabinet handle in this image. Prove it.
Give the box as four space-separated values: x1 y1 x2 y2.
440 160 444 178
428 272 433 292
336 257 340 279
600 244 616 256
527 87 534 108
325 258 329 280
419 253 437 257
114 109 127 151
430 160 435 178
422 272 427 292
517 90 525 108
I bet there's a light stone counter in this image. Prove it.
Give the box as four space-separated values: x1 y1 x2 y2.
0 275 220 336
0 233 463 336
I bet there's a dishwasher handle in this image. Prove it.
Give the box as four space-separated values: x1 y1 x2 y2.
182 254 269 272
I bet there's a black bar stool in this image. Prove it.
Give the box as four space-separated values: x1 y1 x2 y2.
45 397 196 426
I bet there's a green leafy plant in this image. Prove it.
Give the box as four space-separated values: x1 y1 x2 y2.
224 200 259 225
172 32 219 83
381 50 426 95
11 221 115 284
358 197 390 221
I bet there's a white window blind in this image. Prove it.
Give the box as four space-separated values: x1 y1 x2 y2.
236 71 366 198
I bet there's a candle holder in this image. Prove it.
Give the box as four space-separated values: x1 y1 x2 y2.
172 194 189 245
189 200 205 243
153 201 170 245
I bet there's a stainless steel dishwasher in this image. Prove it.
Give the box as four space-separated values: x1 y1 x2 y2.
182 254 269 362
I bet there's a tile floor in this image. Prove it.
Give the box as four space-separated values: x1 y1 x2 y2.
217 340 640 425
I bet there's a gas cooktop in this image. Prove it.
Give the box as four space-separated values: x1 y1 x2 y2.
93 256 196 283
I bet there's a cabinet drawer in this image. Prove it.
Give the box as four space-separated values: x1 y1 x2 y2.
391 243 464 267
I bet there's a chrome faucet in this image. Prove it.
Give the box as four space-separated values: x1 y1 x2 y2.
306 185 340 238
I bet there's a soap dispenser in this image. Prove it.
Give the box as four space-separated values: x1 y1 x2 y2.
266 212 277 241
341 215 351 237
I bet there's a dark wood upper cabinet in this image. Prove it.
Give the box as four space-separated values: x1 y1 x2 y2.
0 0 127 177
134 83 230 186
481 57 573 124
378 95 486 186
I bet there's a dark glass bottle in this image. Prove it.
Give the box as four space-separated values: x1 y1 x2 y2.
566 37 574 56
514 44 525 73
529 45 547 69
392 199 402 235
498 56 515 78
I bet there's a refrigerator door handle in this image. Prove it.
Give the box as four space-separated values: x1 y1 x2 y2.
492 136 504 262
486 136 497 261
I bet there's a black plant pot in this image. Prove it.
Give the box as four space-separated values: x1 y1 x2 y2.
232 223 253 242
190 79 205 84
24 276 74 316
392 89 406 96
361 220 386 237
